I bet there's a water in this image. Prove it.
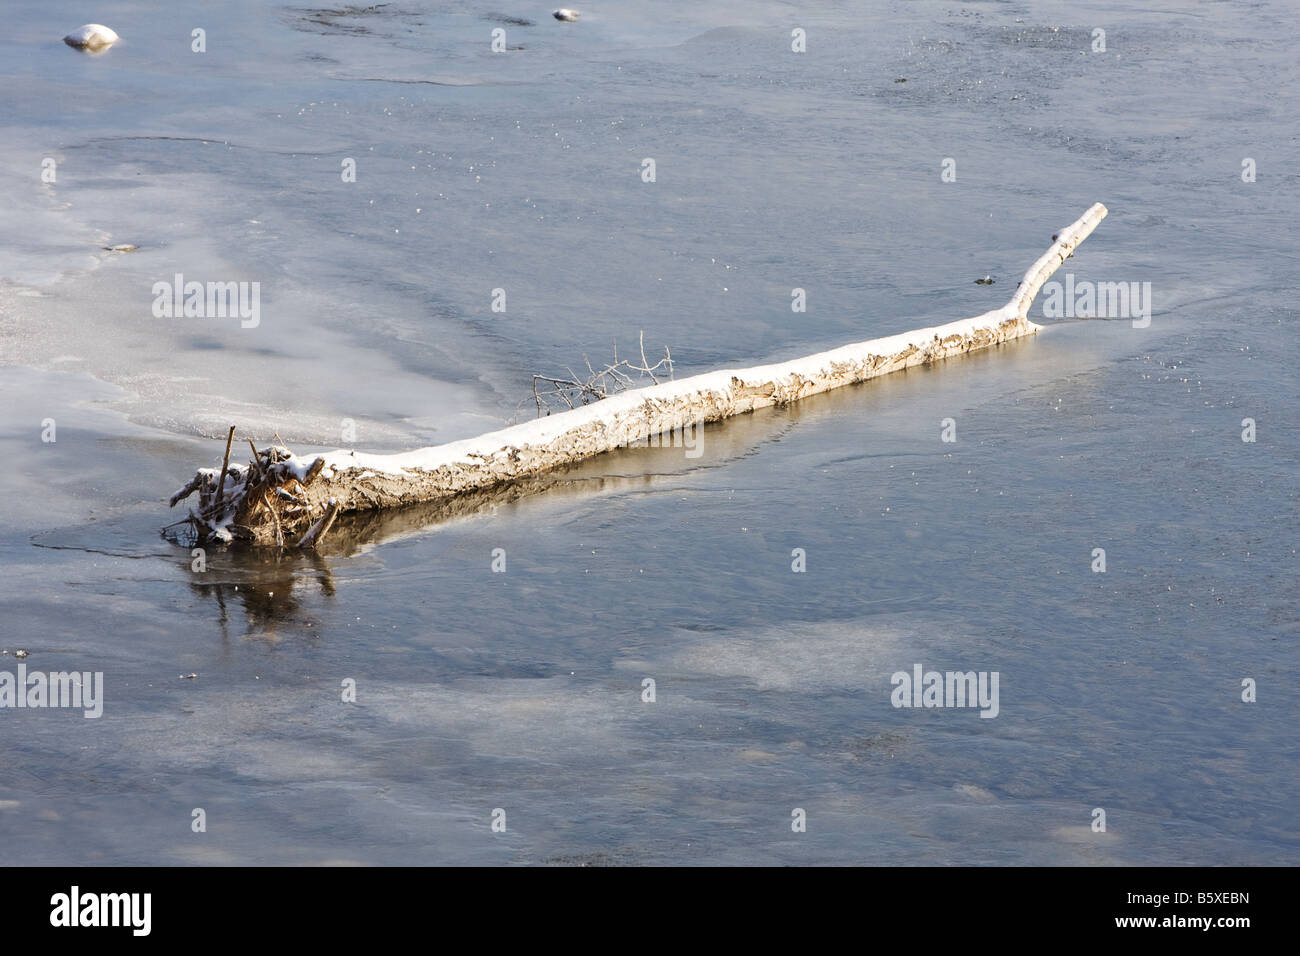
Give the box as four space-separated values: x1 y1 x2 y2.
0 1 1295 864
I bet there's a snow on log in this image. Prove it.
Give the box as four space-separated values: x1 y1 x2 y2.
168 203 1108 547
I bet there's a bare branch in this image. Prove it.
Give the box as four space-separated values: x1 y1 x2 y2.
531 333 675 418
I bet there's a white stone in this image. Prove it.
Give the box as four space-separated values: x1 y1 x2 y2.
64 24 120 50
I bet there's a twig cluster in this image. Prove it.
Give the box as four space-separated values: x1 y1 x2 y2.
165 430 333 548
532 331 673 416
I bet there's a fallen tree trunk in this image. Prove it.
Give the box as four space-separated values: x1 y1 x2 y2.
168 202 1108 547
